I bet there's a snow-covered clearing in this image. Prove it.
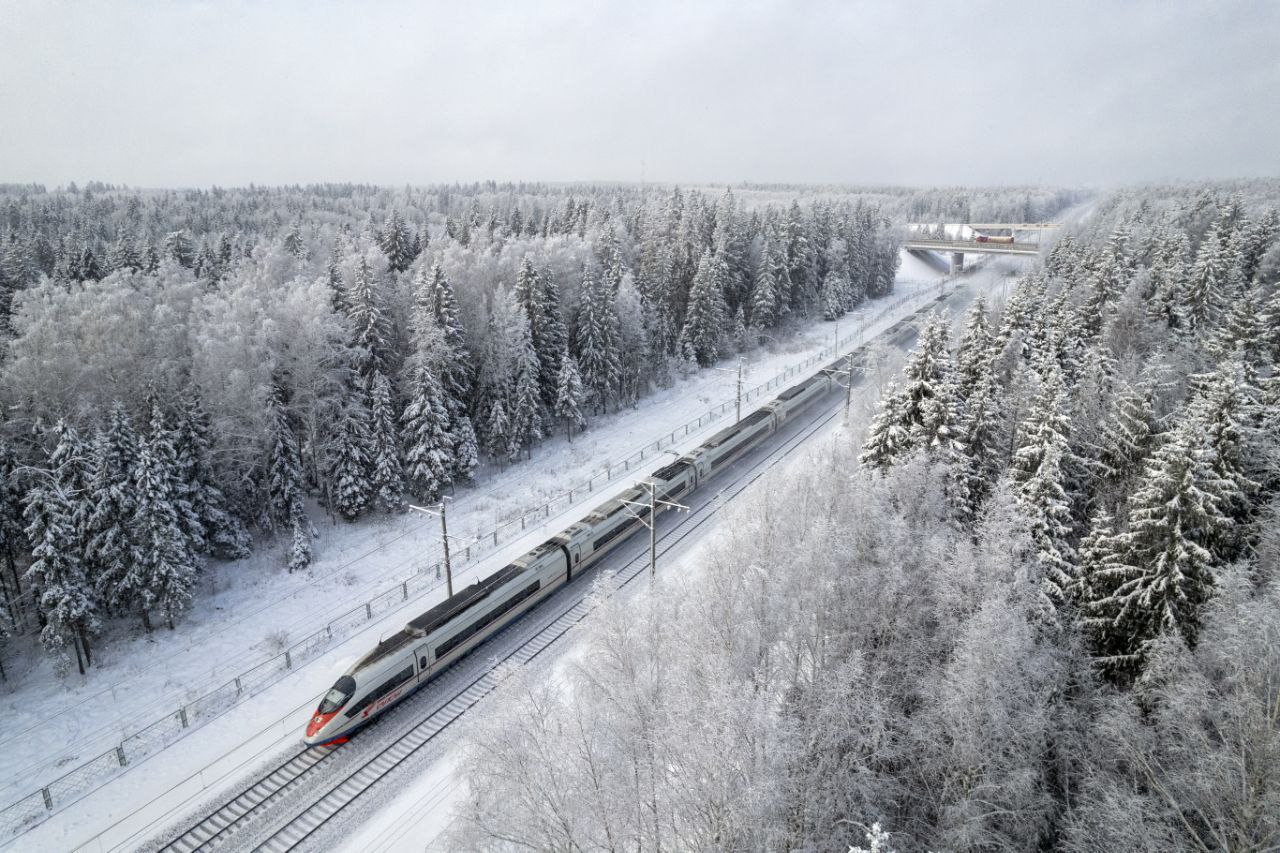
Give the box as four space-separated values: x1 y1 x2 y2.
1 250 1003 851
331 257 1023 853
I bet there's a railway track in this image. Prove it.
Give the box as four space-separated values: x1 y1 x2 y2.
158 284 963 853
159 386 846 853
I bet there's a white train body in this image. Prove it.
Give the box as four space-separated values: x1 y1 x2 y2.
303 348 859 746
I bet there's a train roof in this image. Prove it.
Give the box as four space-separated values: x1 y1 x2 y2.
701 409 773 449
650 458 691 482
353 563 528 672
776 374 825 401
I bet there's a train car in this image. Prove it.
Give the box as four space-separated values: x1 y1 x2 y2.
304 543 568 745
973 234 1015 244
303 342 859 747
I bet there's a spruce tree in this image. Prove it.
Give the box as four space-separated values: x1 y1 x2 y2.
536 267 568 408
952 296 993 402
1017 443 1077 622
24 479 96 674
451 415 480 483
749 242 780 333
1094 410 1233 675
576 264 621 412
85 405 141 614
348 253 392 378
509 321 544 460
429 262 473 418
174 395 251 560
1011 365 1072 487
368 371 406 513
1181 224 1229 329
948 369 1004 526
379 210 417 273
265 382 305 531
859 382 912 469
0 438 24 632
1092 382 1156 498
132 416 198 631
401 360 453 502
327 391 374 521
485 399 511 463
678 249 726 367
554 350 586 441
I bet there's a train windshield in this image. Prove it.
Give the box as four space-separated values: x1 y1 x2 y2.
317 675 356 714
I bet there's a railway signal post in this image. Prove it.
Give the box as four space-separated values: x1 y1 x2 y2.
619 480 689 582
822 351 857 423
409 499 459 597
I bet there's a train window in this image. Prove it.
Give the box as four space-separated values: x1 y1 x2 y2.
318 675 356 714
344 666 414 718
420 656 428 670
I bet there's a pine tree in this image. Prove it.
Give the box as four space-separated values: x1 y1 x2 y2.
265 382 305 531
554 350 586 441
85 405 141 614
678 249 726 367
576 264 621 412
509 321 544 460
379 210 417 273
947 370 1004 526
348 253 392 378
24 479 96 674
428 263 473 418
132 415 198 631
401 360 453 502
1194 358 1259 560
327 391 374 521
748 241 780 333
1017 443 1077 622
0 438 25 632
1181 224 1229 329
952 296 993 402
451 415 480 483
1091 382 1156 496
1094 411 1233 675
367 371 406 513
820 271 846 321
485 399 511 463
859 382 912 469
173 395 251 560
1011 365 1072 487
536 267 568 408
288 504 313 574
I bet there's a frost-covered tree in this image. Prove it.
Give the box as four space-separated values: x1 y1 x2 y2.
1091 381 1155 498
860 381 912 469
327 389 374 521
265 382 305 532
347 251 392 378
85 404 140 613
678 249 726 367
23 478 96 674
367 371 406 513
575 264 620 412
379 209 417 273
173 395 251 560
1017 443 1077 621
509 320 544 461
952 296 993 402
401 361 452 502
1091 410 1232 675
133 406 199 631
554 350 586 441
484 398 511 464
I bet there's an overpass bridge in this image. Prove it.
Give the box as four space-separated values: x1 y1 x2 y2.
904 223 1059 272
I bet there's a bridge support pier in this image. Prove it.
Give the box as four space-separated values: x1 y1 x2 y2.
950 252 965 274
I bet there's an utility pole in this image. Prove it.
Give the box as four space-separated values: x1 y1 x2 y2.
409 499 456 598
845 350 855 421
712 356 746 424
618 480 689 582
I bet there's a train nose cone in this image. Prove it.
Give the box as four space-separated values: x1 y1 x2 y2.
306 711 336 739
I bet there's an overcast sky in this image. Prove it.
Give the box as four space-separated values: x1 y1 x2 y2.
1 0 1277 189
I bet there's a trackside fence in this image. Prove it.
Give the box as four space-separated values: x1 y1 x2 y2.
0 279 951 841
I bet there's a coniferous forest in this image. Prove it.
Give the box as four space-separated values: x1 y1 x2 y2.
449 183 1280 852
0 183 1088 677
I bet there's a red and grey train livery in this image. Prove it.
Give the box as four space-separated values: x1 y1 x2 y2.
304 347 866 746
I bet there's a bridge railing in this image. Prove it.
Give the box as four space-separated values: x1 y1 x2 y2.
903 237 1041 253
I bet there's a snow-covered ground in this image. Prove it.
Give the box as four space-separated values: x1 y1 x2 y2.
332 256 1024 853
0 249 1000 852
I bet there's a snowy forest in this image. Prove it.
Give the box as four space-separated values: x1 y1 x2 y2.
448 183 1280 851
0 180 979 677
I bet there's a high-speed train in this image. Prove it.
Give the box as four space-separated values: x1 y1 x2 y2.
303 346 868 746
